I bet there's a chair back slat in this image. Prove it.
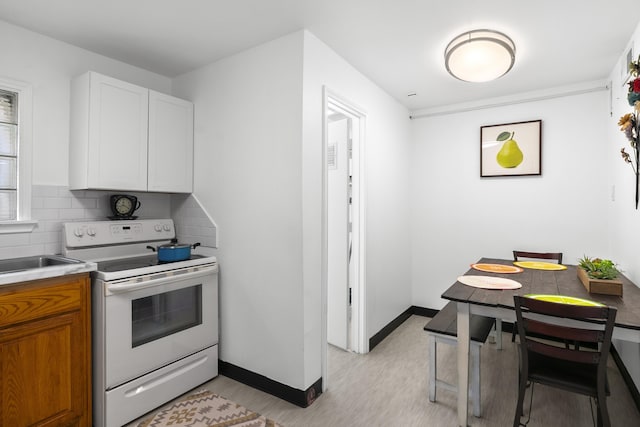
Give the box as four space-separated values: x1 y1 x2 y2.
513 250 563 264
526 340 601 364
524 318 605 344
521 297 609 321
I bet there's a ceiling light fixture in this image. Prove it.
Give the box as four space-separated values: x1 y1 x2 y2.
444 29 515 82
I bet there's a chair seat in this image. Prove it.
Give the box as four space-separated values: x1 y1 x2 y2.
527 351 609 397
424 302 495 418
423 301 495 343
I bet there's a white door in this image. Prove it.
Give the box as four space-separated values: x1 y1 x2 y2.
148 91 194 193
87 72 149 191
327 116 350 350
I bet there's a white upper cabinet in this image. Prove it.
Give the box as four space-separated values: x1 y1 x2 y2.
148 91 194 193
70 72 149 191
70 72 194 193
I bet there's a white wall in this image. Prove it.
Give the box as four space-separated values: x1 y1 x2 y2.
173 30 413 392
609 21 640 285
0 19 171 186
302 32 413 361
173 32 307 389
410 89 610 310
608 19 640 390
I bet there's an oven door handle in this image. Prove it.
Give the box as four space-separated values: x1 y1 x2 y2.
105 264 217 295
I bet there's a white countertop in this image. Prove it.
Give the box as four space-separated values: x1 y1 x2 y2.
0 260 97 286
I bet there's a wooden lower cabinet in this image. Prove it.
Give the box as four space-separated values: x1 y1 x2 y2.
0 273 91 426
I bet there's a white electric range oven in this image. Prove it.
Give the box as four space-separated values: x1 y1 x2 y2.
63 219 218 427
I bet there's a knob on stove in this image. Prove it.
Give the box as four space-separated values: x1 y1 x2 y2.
74 228 84 237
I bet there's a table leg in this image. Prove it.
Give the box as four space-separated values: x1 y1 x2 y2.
457 302 470 427
428 335 436 402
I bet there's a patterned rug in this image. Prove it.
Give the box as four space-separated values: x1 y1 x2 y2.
137 389 282 427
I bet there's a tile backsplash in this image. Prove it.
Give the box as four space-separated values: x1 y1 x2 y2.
171 194 218 248
0 185 217 259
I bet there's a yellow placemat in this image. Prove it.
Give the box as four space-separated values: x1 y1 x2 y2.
471 263 523 274
525 294 604 306
514 261 567 271
457 275 522 290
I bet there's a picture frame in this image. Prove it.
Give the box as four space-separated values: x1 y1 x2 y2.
480 120 541 177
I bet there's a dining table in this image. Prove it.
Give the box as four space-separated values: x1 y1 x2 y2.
442 257 640 427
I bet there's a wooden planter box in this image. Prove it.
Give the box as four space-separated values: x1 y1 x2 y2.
577 267 623 296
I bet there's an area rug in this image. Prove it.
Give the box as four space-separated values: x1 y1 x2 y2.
137 389 282 427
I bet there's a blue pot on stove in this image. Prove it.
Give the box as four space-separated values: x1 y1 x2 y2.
147 239 201 262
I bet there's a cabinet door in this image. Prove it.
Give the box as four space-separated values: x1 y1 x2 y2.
0 312 87 426
87 72 149 191
148 90 194 193
0 275 91 427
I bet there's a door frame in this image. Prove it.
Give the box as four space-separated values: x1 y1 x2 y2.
321 87 367 391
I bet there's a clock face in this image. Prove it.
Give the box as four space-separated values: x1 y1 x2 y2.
110 195 139 217
115 197 133 214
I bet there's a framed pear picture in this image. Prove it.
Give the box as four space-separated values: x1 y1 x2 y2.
480 120 541 177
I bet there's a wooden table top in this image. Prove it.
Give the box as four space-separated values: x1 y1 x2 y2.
441 258 640 331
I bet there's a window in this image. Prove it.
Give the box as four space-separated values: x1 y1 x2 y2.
0 78 34 233
0 89 18 220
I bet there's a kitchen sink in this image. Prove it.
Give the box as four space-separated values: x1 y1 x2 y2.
0 255 84 274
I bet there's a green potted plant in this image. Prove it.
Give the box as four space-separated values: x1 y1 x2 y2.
577 256 623 296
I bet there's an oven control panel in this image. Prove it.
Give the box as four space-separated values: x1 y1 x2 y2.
63 219 175 247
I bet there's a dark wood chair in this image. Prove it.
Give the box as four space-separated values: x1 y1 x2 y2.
512 295 617 427
510 250 564 342
513 250 563 264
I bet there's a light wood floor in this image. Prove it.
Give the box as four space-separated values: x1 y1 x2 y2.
129 315 640 426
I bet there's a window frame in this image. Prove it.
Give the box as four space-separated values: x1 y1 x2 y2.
0 77 36 234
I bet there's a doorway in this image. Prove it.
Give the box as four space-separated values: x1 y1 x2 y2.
322 88 366 390
326 111 351 351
